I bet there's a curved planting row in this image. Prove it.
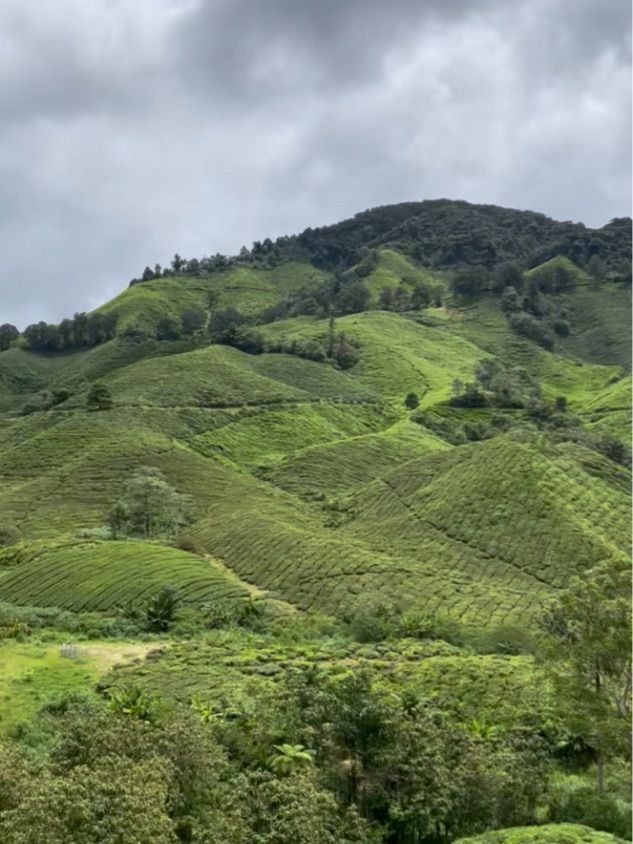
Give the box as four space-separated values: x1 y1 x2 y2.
0 540 248 612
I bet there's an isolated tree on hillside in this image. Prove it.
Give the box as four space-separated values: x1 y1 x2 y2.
404 392 420 410
86 382 113 411
180 307 205 336
377 287 395 310
112 467 191 538
156 315 182 341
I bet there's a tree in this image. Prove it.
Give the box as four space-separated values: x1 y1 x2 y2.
331 333 359 370
268 744 314 776
539 558 632 793
72 312 90 346
450 266 489 297
156 315 182 341
208 307 244 345
145 586 180 632
587 254 605 282
500 286 520 313
86 382 113 411
0 323 18 352
553 264 573 292
232 771 368 844
404 392 420 410
115 467 190 538
180 308 206 336
377 287 394 310
0 755 176 844
492 261 524 293
107 501 129 539
334 282 371 315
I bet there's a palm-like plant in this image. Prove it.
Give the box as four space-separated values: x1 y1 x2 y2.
268 743 315 776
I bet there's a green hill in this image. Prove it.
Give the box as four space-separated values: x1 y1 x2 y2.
0 199 630 844
0 200 629 626
0 539 248 611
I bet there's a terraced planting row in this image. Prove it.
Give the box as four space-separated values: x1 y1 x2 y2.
186 458 552 626
189 401 394 468
95 262 325 335
265 420 445 498
0 540 249 611
345 435 631 588
260 310 490 403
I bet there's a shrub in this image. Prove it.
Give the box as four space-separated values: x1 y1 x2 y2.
347 599 399 643
552 318 570 336
550 783 632 839
404 392 420 410
86 382 112 411
398 610 465 646
145 586 180 632
0 524 20 547
509 312 555 349
469 622 536 655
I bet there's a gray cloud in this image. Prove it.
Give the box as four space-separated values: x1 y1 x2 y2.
0 0 630 327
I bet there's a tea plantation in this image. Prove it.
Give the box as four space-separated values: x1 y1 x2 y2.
0 200 630 843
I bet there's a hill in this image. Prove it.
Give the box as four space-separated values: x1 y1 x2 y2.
0 200 629 626
0 199 630 844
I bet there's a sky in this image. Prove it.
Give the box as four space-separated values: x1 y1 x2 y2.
1 0 631 327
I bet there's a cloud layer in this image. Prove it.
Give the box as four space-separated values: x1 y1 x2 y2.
1 0 630 326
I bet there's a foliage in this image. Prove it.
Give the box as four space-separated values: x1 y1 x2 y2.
86 381 113 411
110 467 191 539
145 586 180 633
0 324 18 352
538 559 632 792
404 391 420 410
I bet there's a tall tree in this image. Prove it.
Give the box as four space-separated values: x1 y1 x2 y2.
539 558 632 792
0 323 18 352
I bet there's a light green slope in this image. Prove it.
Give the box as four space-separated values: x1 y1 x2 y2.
0 538 248 611
96 261 325 332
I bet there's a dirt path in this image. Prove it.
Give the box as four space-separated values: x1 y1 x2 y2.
81 642 159 671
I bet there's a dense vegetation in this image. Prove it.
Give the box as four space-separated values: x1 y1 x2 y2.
0 200 630 842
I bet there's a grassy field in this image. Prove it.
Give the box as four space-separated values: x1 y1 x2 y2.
0 638 154 733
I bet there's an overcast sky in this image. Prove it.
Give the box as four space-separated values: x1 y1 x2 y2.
1 0 631 327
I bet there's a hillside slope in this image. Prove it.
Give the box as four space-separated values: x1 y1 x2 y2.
0 200 630 626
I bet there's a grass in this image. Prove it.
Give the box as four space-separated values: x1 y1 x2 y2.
0 539 250 612
260 310 492 403
0 638 153 734
363 248 446 301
